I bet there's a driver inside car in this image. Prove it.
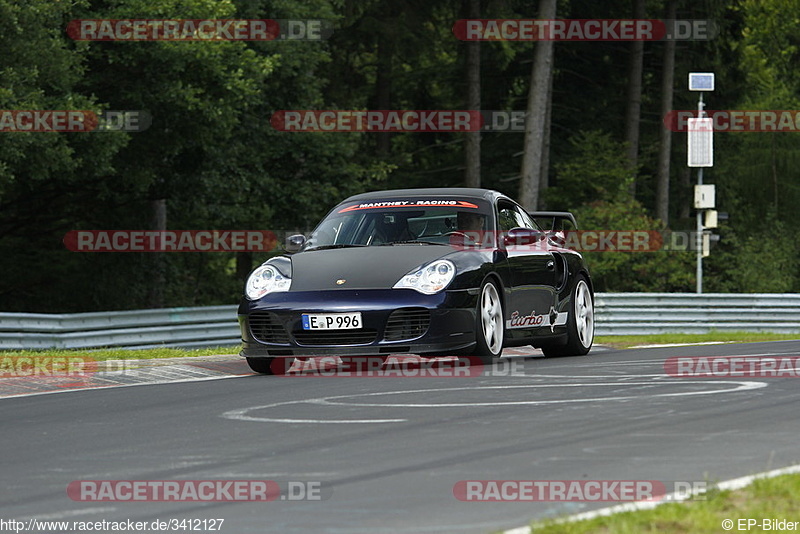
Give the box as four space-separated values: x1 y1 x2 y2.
371 214 414 244
451 211 486 247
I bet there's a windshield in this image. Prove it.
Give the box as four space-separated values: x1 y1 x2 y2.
302 198 494 250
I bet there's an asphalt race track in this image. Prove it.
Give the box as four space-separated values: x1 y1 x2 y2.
2 341 800 533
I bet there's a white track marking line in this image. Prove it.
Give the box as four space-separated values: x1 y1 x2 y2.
631 341 730 348
0 373 244 400
19 507 118 521
309 381 766 408
222 380 767 424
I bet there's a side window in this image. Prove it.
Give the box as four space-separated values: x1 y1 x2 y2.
516 207 541 230
497 201 536 231
498 207 518 232
497 201 520 232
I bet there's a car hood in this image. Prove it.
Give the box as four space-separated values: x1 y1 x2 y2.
288 245 452 291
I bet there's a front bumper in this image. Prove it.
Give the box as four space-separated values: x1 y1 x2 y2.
238 288 478 357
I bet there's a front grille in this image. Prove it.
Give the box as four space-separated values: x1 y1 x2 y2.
249 312 290 344
384 308 431 341
293 329 378 346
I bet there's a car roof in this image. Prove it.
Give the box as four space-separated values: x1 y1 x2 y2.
344 187 507 203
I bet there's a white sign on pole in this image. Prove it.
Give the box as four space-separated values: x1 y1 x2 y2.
704 210 718 228
694 184 715 209
688 118 713 167
689 73 715 91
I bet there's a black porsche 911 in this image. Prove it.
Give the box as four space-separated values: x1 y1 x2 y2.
238 188 594 374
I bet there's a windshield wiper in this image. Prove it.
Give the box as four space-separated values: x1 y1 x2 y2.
304 244 368 251
379 240 443 246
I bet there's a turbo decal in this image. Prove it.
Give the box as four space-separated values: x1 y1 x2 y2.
506 309 568 330
508 311 545 328
338 200 479 213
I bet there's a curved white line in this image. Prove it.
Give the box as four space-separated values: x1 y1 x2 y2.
222 399 407 424
231 417 408 424
222 380 767 423
310 381 766 408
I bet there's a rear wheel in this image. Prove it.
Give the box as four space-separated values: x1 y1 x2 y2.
474 280 504 365
541 276 593 357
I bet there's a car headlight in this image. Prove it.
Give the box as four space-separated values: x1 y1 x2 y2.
245 264 291 300
393 260 456 295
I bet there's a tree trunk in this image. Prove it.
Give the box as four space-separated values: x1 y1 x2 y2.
464 0 481 187
656 0 677 225
679 166 691 219
624 0 646 196
772 136 779 211
375 32 393 156
147 198 167 308
236 252 253 282
538 65 554 205
518 0 556 211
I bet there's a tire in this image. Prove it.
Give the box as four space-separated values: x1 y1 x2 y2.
541 276 594 357
246 356 294 375
474 279 505 365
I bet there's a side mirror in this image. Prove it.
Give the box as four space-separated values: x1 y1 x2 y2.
503 227 545 248
547 230 567 247
284 234 306 253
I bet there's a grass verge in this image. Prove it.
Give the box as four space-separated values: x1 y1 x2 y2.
596 332 800 349
522 473 800 534
0 346 241 362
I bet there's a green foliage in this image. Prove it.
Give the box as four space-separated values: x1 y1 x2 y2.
0 0 389 311
575 198 694 292
706 219 799 293
701 0 800 292
545 130 634 207
3 0 800 311
545 130 693 292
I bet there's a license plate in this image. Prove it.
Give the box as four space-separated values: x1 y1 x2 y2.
302 312 362 330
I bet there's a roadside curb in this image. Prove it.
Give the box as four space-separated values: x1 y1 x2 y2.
0 354 248 399
0 347 546 399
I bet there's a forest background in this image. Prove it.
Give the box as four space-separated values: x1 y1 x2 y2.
1 0 796 312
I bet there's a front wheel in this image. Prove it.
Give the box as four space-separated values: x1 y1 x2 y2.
474 280 505 365
246 356 295 375
541 276 594 357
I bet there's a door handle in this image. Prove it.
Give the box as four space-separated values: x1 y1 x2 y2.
546 260 555 270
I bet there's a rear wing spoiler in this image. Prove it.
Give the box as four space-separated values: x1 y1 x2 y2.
529 211 579 231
